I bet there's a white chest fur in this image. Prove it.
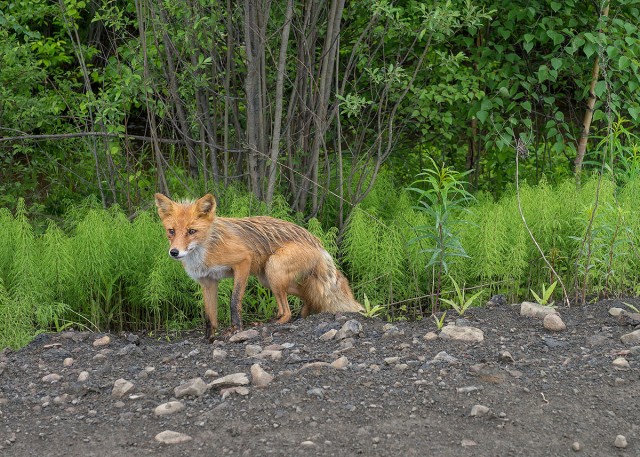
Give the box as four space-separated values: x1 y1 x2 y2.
181 246 233 280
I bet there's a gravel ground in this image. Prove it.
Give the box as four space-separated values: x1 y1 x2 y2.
0 298 639 456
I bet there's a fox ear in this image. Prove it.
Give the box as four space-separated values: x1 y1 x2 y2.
155 193 174 218
196 194 217 217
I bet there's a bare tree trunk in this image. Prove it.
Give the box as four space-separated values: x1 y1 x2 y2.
155 3 199 179
574 3 610 178
297 0 344 214
135 0 168 196
265 0 293 206
243 0 264 198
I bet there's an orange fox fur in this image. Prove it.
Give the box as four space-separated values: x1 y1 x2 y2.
155 193 362 338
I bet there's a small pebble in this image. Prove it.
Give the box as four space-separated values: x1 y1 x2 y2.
614 435 627 449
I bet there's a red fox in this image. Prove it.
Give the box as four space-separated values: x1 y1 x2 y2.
155 193 363 338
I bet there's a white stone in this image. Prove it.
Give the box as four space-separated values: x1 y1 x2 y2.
92 335 111 347
608 307 626 317
174 377 208 398
614 435 628 449
245 344 262 357
251 364 274 387
440 325 484 343
543 313 566 331
208 372 250 388
154 401 185 416
620 330 640 345
112 378 134 398
212 348 227 361
229 329 259 343
331 356 349 369
470 404 490 416
612 357 630 369
42 373 61 383
220 386 250 399
423 331 438 341
154 430 192 444
520 301 557 319
77 371 89 382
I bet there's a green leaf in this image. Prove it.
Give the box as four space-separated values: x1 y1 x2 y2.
522 100 532 112
524 41 534 53
584 43 597 59
550 1 561 12
538 65 549 83
550 58 562 70
619 55 631 71
476 110 488 124
594 80 607 98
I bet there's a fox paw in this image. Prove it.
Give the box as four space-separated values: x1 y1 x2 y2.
220 325 244 339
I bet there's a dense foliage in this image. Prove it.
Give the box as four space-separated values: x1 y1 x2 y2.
3 1 640 347
2 0 640 216
3 166 640 348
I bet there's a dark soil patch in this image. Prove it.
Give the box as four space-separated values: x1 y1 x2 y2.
1 299 639 456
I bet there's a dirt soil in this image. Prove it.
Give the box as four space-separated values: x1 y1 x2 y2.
1 298 639 457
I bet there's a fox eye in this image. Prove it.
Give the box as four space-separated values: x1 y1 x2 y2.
187 228 197 235
168 229 175 236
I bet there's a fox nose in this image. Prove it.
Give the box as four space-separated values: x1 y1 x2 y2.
169 248 180 258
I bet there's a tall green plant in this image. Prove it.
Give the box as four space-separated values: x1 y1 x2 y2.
407 159 474 313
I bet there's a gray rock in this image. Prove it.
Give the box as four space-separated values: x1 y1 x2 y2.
112 379 134 398
319 329 338 341
486 294 507 307
174 377 208 398
245 344 263 357
41 373 62 383
586 333 611 346
220 386 250 399
432 351 460 364
439 325 484 343
620 329 640 345
498 351 515 363
212 348 227 361
307 387 324 399
521 301 557 319
229 329 259 343
335 319 362 340
543 336 568 348
255 349 282 361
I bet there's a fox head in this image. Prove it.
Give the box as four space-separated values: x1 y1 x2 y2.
154 193 217 259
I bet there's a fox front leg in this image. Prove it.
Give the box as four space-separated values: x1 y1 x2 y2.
229 261 251 332
199 278 219 342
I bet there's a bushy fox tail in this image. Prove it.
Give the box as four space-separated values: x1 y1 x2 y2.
301 250 363 316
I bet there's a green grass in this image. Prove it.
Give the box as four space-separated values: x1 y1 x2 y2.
4 171 640 349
